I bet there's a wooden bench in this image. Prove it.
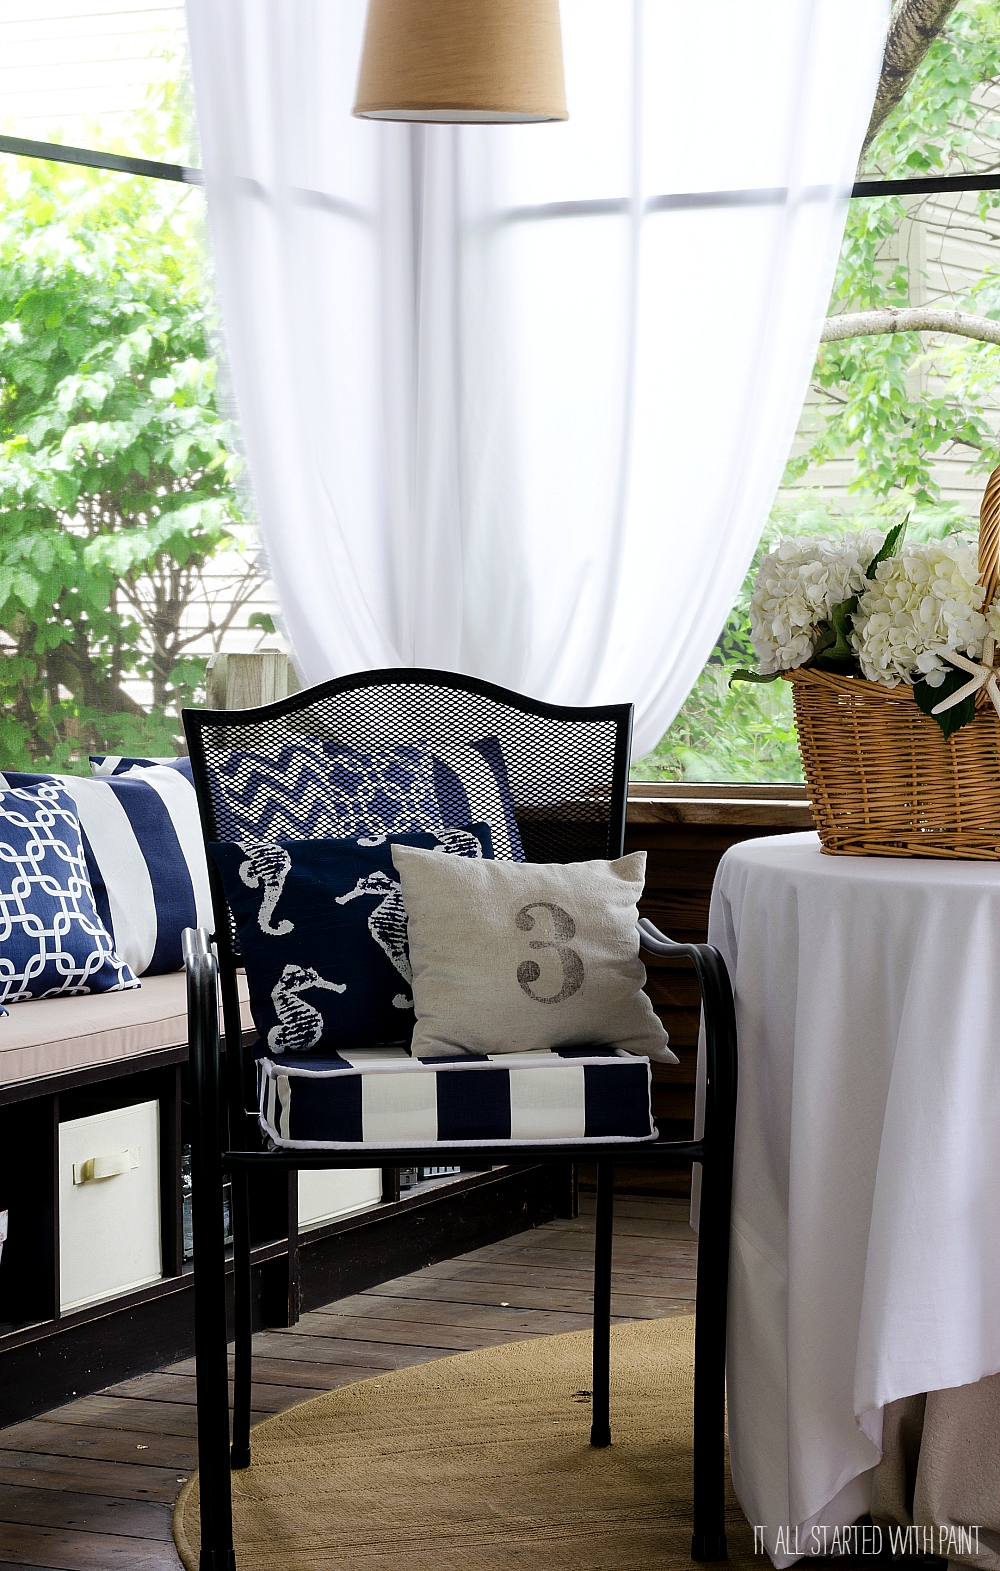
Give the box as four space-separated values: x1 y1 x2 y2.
0 976 567 1426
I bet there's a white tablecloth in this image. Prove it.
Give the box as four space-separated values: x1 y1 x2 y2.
707 833 1000 1566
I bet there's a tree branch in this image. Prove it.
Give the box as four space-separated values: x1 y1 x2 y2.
821 307 1000 345
861 0 961 159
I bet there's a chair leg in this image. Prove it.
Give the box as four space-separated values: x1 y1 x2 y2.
230 1170 252 1470
690 1157 731 1562
192 1152 236 1568
590 1160 614 1448
188 947 237 1571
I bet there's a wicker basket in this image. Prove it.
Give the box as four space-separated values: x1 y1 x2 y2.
788 465 1000 859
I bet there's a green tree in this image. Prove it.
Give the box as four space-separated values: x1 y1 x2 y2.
804 1 1000 505
0 104 255 772
640 0 1000 782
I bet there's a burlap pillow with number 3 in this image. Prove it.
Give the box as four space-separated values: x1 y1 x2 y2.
391 846 678 1062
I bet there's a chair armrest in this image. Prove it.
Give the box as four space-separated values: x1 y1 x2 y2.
637 918 738 1158
638 917 691 961
182 926 214 966
183 924 224 1139
185 928 260 1137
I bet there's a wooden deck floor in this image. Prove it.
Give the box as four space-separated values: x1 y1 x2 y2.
0 1193 697 1570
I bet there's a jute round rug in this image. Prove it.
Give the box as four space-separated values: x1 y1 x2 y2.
173 1314 757 1571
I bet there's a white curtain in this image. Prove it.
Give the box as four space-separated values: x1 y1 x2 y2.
185 0 887 758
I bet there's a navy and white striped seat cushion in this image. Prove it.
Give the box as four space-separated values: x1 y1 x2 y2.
0 767 212 977
257 1046 655 1149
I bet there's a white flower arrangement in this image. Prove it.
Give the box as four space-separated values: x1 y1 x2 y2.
736 520 1000 737
749 533 885 674
852 536 1000 688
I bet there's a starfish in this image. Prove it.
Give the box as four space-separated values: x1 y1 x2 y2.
929 637 1000 718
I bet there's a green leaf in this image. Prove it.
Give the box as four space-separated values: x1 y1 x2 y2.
832 602 858 653
865 516 909 581
811 601 865 676
728 668 781 686
247 611 276 635
814 623 836 651
912 669 976 739
12 570 41 608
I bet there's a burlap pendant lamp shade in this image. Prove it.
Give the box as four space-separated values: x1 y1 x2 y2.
353 0 568 123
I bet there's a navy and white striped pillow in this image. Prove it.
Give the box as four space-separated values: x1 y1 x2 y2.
0 768 212 977
91 754 194 784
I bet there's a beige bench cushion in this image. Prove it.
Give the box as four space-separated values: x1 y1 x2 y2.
0 972 253 1089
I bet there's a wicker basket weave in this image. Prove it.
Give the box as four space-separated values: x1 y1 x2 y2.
788 465 1000 859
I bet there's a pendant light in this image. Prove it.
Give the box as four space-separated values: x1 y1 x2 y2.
353 0 568 123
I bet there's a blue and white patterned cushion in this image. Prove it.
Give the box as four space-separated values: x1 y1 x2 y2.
433 739 523 861
0 781 139 1004
91 755 194 785
256 1046 655 1149
1 768 212 977
210 825 494 1055
207 736 525 861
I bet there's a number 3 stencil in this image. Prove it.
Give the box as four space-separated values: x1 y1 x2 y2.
515 902 584 1003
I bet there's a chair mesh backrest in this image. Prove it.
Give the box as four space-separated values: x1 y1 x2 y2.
183 668 632 964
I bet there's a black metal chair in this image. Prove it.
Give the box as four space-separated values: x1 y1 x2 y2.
181 667 737 1571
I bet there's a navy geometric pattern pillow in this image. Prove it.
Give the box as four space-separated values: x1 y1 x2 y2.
209 824 494 1056
207 736 524 861
0 781 139 1004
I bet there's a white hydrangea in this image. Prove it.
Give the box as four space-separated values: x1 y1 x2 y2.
749 532 885 674
852 535 997 687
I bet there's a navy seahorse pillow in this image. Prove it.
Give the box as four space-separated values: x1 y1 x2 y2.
209 825 494 1056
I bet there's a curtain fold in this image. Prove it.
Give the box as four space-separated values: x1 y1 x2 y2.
186 0 887 757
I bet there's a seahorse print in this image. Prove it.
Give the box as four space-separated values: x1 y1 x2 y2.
336 871 412 1008
431 828 484 857
239 841 293 936
268 964 347 1054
